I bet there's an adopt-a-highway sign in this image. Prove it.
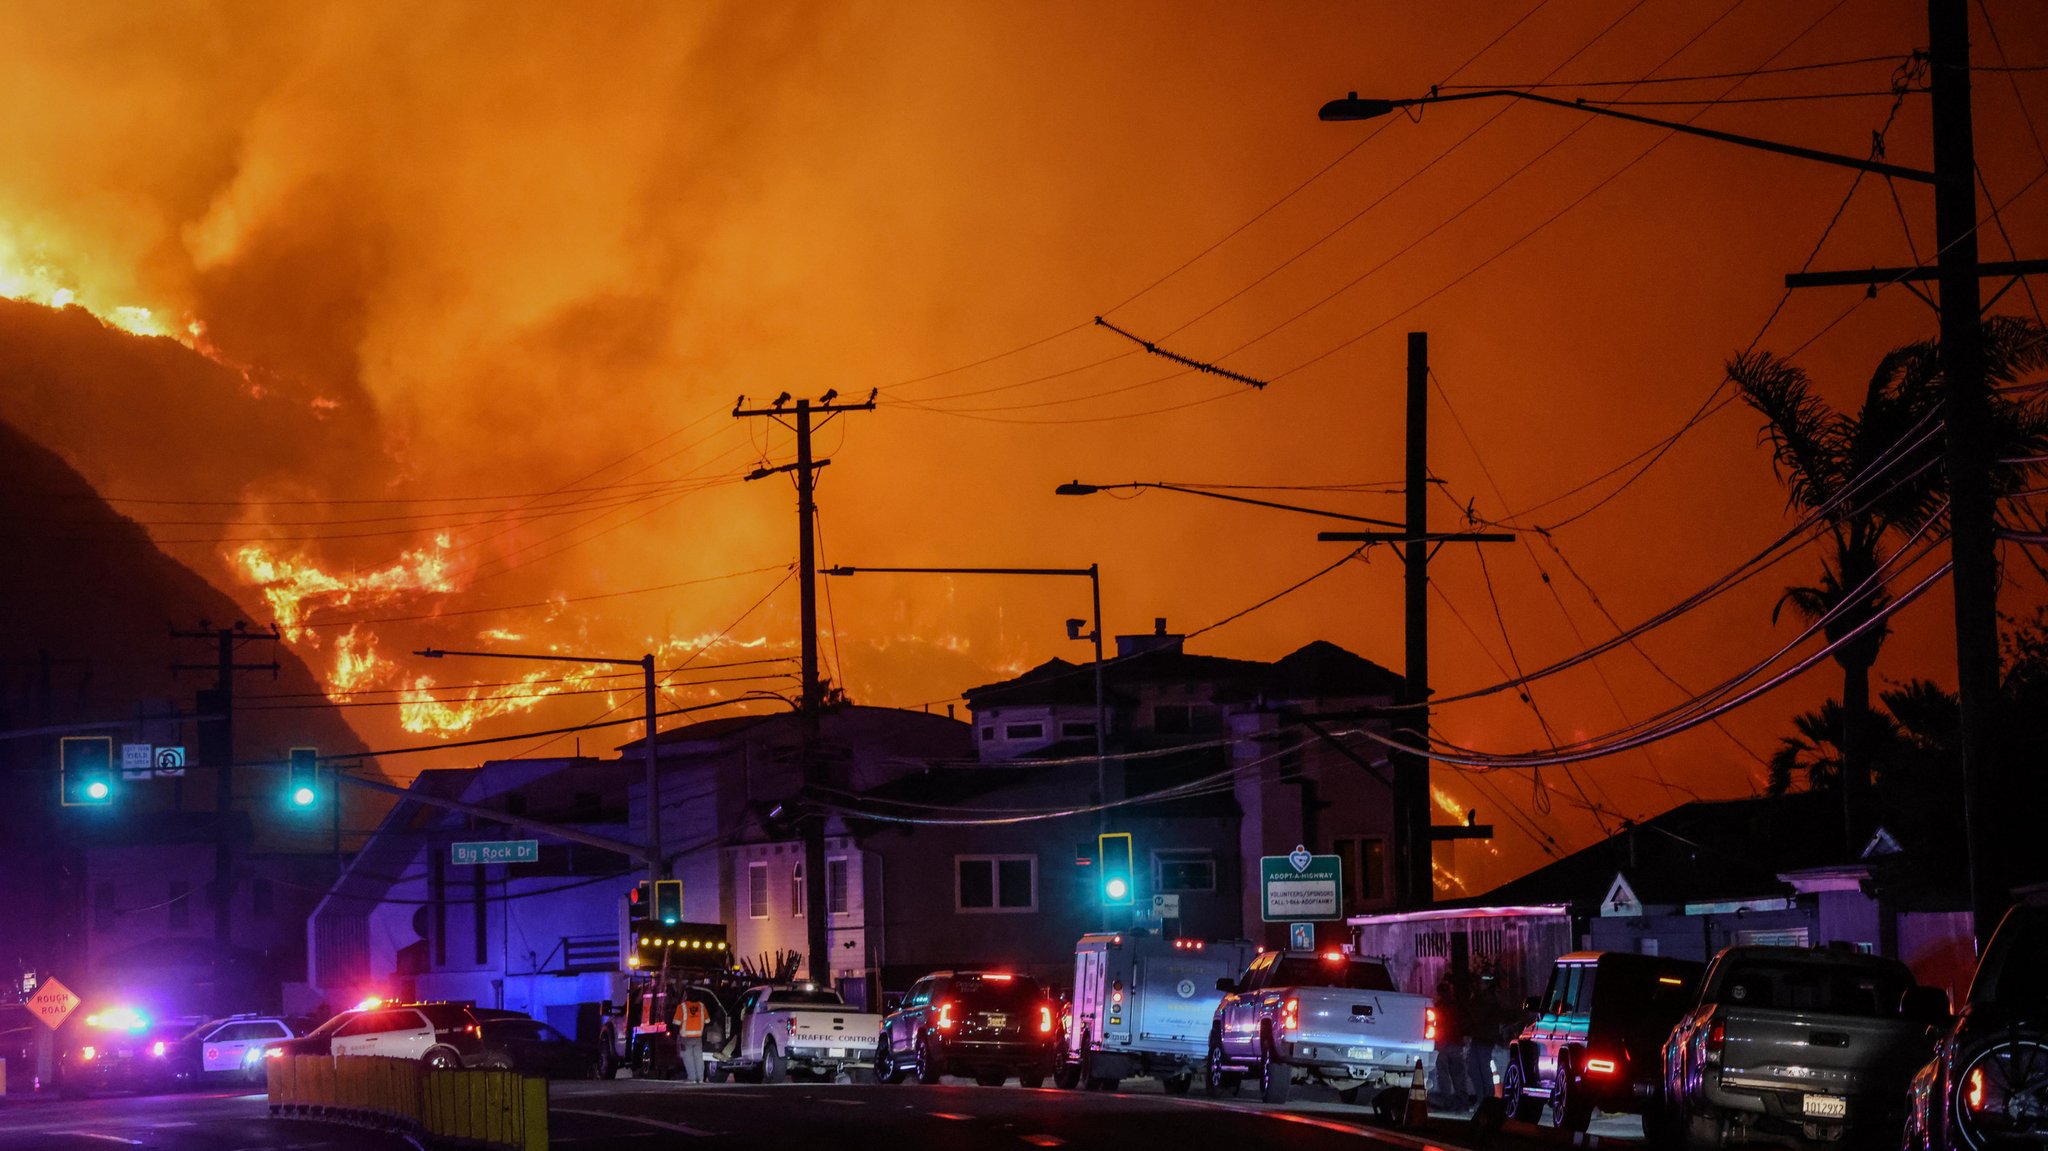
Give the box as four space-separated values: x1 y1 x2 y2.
1260 844 1343 922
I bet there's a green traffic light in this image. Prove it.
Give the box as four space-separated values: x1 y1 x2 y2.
86 780 110 801
291 786 317 808
1105 877 1128 901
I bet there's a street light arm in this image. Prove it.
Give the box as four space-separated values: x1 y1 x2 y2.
1321 88 1935 184
1056 479 1404 527
412 647 647 668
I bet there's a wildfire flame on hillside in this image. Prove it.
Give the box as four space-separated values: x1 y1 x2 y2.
1 227 184 340
235 534 458 641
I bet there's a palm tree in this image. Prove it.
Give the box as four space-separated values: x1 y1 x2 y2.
1730 315 2048 842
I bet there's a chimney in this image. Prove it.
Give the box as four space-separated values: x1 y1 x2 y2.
1116 617 1185 658
946 703 956 720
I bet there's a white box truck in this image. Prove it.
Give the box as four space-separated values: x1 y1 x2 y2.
1058 930 1258 1093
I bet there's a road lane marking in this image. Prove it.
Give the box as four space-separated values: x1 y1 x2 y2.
931 1111 972 1120
553 1107 716 1137
1021 1136 1068 1147
50 1136 144 1146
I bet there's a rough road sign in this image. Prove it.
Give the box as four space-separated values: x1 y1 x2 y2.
27 976 81 1030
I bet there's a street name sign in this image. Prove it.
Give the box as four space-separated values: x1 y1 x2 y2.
28 976 81 1030
1260 844 1343 922
451 840 539 866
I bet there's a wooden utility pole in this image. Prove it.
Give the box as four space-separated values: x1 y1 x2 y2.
1320 333 1511 909
1779 0 2044 945
734 390 876 983
170 622 279 949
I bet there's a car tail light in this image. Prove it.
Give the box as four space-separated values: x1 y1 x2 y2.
1705 1017 1725 1064
936 1002 955 1031
1967 1067 1986 1111
1585 1057 1617 1075
1282 998 1300 1034
151 1041 167 1058
1039 1005 1053 1034
81 1046 97 1061
1424 1006 1438 1041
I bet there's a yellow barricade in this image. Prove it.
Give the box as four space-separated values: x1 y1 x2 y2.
268 1055 546 1151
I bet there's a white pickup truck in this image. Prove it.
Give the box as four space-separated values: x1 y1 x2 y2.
718 984 882 1083
1210 949 1437 1104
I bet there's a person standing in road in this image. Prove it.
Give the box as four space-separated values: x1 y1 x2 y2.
673 991 707 1083
1432 978 1474 1109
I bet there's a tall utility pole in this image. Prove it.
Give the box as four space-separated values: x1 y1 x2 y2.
735 390 876 984
171 622 279 948
1320 333 1511 909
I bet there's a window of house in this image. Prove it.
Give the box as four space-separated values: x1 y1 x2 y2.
169 881 190 931
1334 837 1387 904
955 855 1036 913
1154 850 1216 893
827 858 850 915
791 863 805 918
1061 721 1097 738
748 862 769 919
1004 723 1044 740
253 878 274 918
94 883 116 931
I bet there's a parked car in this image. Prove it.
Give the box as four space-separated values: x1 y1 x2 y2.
1502 951 1706 1131
57 1007 197 1096
263 1001 486 1069
472 1018 598 1079
1904 900 2048 1151
1209 948 1437 1105
1661 945 1948 1148
159 1014 298 1088
721 983 880 1083
876 971 1060 1087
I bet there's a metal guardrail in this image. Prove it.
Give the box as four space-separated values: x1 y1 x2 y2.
267 1055 547 1151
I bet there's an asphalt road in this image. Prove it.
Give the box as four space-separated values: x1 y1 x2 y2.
549 1074 1652 1150
0 1089 412 1151
0 1076 1649 1150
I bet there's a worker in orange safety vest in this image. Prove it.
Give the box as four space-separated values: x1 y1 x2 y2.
672 994 707 1083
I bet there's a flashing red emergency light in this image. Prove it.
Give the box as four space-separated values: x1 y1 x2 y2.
1425 1006 1439 1041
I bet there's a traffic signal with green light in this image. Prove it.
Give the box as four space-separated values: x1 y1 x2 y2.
1098 832 1134 906
287 747 319 809
654 879 683 925
60 736 115 807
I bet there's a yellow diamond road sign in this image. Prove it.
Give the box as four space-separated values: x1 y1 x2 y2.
27 976 81 1030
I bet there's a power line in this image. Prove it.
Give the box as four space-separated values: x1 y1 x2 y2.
1440 53 1913 90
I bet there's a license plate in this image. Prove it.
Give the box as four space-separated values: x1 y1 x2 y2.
828 1047 846 1058
987 1015 1007 1028
1346 1047 1377 1060
1803 1095 1847 1119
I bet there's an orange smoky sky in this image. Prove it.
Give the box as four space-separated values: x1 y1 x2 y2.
2 1 2044 892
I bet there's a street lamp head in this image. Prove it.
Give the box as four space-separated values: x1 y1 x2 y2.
1054 481 1100 496
415 648 445 659
822 566 856 577
743 465 774 482
1319 93 1397 122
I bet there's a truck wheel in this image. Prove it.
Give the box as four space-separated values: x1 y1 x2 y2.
1502 1053 1543 1123
1258 1029 1292 1105
1081 1045 1119 1092
761 1038 788 1084
1338 1086 1361 1105
876 1036 907 1085
1205 1036 1242 1098
1683 1101 1728 1150
914 1034 943 1085
423 1046 462 1071
1020 1073 1047 1090
1054 1060 1081 1090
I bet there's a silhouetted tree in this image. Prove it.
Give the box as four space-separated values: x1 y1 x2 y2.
1730 316 2048 839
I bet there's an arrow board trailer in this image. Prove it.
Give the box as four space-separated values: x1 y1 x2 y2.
1061 931 1257 1092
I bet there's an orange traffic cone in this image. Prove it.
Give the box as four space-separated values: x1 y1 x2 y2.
1404 1059 1429 1127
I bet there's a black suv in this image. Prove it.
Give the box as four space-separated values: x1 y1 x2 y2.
1905 901 2048 1151
877 971 1059 1087
1505 950 1705 1131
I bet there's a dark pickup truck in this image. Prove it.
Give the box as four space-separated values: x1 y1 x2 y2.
1661 945 1948 1148
1904 900 2047 1151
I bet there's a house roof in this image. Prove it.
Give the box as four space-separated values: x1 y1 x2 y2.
1471 790 1858 911
617 704 971 754
962 640 1401 710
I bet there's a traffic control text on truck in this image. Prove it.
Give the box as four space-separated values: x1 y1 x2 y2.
1060 931 1258 1093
